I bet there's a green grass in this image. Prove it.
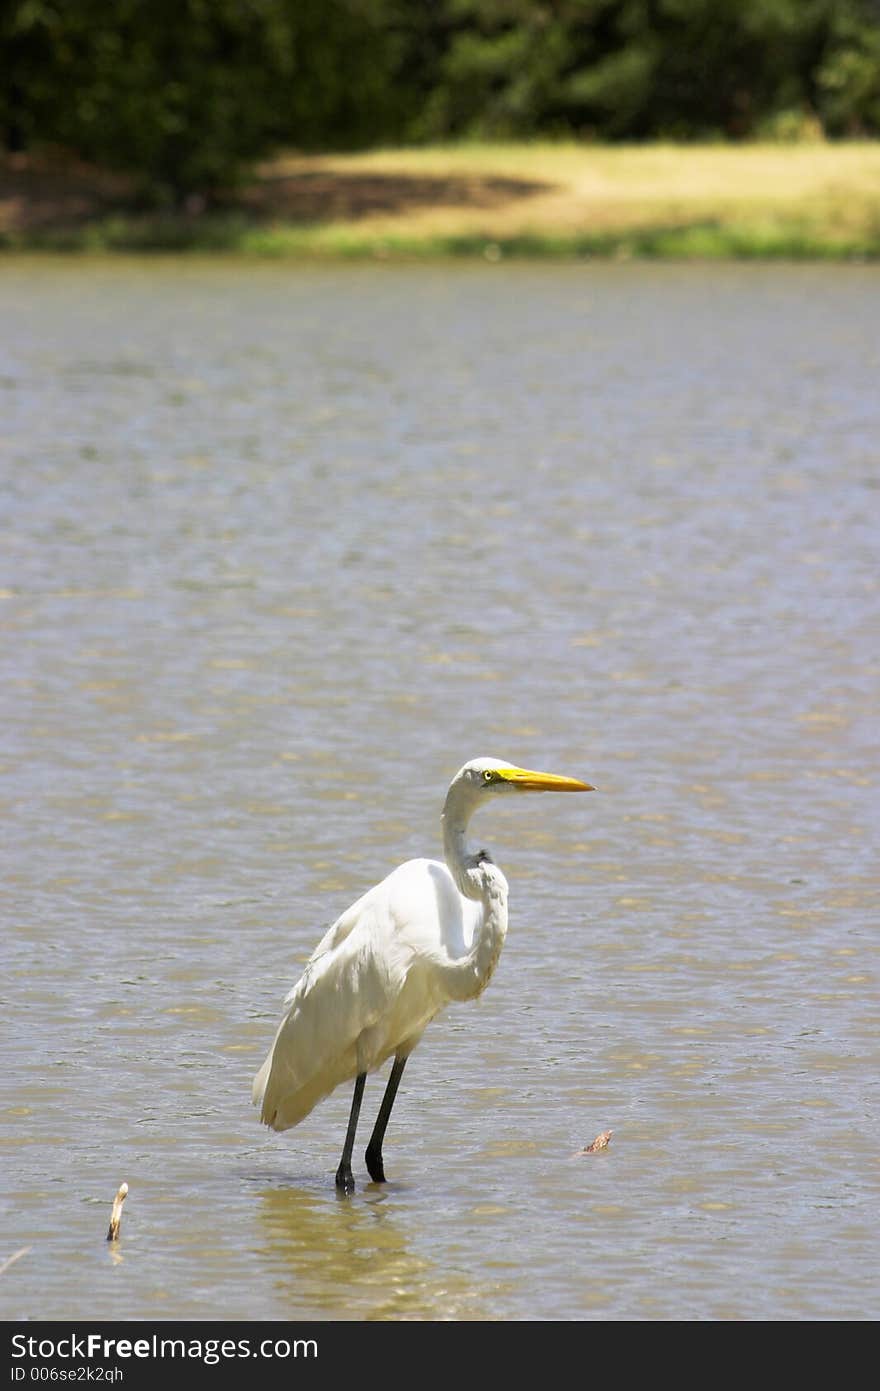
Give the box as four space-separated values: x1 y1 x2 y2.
4 218 876 261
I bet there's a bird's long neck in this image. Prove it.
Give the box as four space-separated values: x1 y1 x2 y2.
440 789 509 1002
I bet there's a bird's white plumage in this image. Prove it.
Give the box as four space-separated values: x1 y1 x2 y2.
252 855 486 1131
252 756 593 1173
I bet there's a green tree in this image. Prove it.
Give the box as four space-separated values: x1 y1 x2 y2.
815 0 880 134
402 0 880 141
2 0 404 202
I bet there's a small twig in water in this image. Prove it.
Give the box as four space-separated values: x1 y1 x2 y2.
0 1247 31 1276
106 1182 129 1242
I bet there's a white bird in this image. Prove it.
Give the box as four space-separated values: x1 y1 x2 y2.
252 757 594 1192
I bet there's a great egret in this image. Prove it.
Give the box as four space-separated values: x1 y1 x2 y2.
252 757 594 1192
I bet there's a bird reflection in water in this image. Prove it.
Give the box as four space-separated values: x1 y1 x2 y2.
256 1184 491 1320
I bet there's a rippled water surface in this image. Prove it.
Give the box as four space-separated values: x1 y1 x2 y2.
1 260 878 1321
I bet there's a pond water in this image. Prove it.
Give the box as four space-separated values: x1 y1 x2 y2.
1 259 878 1322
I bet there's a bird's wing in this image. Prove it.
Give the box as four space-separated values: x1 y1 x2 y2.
254 889 422 1131
300 886 374 977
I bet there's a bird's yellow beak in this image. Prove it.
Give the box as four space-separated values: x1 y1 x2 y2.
495 767 595 792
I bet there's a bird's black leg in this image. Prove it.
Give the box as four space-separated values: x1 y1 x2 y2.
365 1054 407 1183
336 1072 366 1194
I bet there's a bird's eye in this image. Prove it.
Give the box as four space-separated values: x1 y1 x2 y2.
483 770 494 782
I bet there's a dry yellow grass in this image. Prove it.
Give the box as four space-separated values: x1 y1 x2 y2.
262 141 880 250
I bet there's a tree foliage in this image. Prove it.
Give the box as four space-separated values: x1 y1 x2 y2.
408 0 880 141
2 0 880 199
1 0 403 201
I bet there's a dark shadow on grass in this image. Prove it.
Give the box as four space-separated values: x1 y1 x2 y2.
0 152 135 232
237 167 550 222
0 152 551 239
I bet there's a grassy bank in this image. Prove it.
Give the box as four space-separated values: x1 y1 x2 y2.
2 141 880 259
